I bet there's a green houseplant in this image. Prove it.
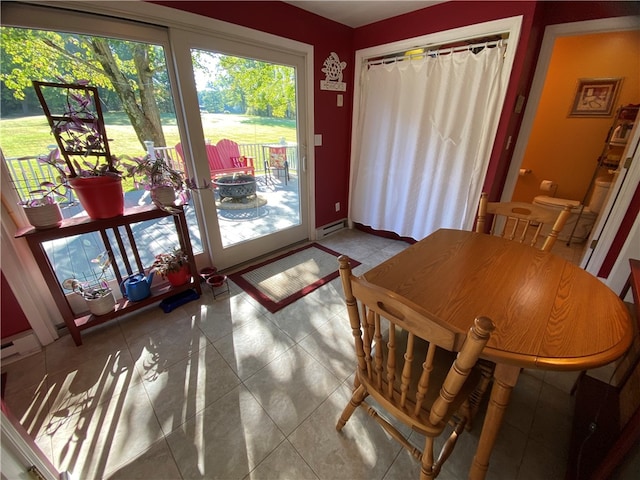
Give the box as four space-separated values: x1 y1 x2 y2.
124 141 188 208
152 247 190 286
33 80 124 219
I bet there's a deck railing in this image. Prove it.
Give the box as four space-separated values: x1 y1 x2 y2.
4 152 75 204
4 142 299 201
154 142 299 177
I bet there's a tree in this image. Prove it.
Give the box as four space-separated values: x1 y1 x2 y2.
0 27 168 148
215 56 296 119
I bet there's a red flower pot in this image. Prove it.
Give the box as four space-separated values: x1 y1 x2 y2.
69 176 124 219
166 264 190 287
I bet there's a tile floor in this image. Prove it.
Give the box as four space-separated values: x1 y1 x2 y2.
2 229 598 479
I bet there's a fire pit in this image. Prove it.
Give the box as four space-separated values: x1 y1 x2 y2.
213 174 256 201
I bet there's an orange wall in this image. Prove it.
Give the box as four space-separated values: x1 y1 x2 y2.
513 30 640 203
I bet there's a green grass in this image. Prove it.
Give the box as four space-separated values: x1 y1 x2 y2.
0 112 297 158
1 112 297 195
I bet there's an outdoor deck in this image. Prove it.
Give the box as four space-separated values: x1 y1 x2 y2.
43 172 299 286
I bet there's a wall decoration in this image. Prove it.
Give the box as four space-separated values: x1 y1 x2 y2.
569 78 622 117
320 52 347 91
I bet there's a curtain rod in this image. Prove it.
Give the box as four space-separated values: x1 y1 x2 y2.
367 39 507 67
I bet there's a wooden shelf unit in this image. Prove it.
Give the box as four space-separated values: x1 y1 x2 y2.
599 104 638 168
15 204 202 346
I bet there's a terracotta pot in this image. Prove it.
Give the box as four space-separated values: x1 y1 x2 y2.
23 203 63 229
69 176 124 219
166 264 190 287
85 291 116 316
151 186 176 206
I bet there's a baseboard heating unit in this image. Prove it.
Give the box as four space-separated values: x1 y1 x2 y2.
316 219 347 239
1 331 40 362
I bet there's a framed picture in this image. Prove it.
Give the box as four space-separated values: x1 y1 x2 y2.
569 78 622 117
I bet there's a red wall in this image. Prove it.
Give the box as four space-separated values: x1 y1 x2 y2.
155 1 635 228
1 271 31 339
154 1 354 228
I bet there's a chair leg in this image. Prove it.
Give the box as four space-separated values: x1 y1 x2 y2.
433 418 467 477
336 384 367 431
466 360 495 430
420 436 436 480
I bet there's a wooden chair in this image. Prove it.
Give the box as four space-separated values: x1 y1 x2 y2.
472 192 573 425
336 255 495 480
476 192 572 252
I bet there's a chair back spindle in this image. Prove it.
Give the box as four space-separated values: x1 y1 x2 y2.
476 192 572 252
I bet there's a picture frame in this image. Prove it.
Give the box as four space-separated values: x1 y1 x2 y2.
569 78 622 117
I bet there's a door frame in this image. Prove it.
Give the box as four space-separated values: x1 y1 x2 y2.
348 16 523 230
1 1 315 342
170 31 312 269
8 0 316 271
502 15 640 287
112 0 316 270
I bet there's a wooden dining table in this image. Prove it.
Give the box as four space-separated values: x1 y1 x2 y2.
362 229 633 479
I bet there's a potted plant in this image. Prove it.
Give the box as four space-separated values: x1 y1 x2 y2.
19 150 69 229
123 141 188 208
62 251 116 316
32 80 124 220
152 247 190 286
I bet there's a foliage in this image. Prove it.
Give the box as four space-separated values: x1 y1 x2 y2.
62 251 112 299
34 81 121 178
186 177 212 191
1 28 111 100
1 27 168 148
121 149 193 210
19 149 70 206
194 51 296 119
122 151 184 191
152 248 189 278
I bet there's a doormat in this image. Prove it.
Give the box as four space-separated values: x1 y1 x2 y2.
228 243 360 313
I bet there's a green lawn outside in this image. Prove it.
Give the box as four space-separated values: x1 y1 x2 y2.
0 112 297 158
1 112 297 195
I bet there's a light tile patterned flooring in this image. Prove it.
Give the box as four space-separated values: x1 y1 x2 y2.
3 229 595 479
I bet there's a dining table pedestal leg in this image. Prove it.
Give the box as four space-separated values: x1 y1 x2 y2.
469 363 521 480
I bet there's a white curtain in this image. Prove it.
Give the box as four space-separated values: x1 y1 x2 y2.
350 44 506 240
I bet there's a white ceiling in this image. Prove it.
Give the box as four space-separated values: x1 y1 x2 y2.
284 1 442 28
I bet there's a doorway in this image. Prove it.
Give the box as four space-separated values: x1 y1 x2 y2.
0 4 199 287
187 50 305 252
1 2 314 276
349 17 522 239
168 29 312 270
504 16 640 276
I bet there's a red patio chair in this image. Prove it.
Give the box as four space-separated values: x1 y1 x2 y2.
216 139 255 176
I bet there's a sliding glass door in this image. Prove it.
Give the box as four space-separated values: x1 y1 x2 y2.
0 2 205 287
2 2 312 274
171 31 310 269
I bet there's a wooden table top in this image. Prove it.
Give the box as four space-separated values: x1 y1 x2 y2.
363 229 633 371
